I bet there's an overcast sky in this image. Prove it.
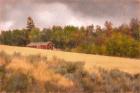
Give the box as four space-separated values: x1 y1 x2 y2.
0 0 140 30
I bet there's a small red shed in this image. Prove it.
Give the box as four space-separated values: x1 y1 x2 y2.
26 41 55 50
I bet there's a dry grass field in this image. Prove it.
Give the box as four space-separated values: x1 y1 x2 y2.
1 45 140 93
0 45 140 74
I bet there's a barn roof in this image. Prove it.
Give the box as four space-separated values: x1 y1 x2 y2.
27 41 54 46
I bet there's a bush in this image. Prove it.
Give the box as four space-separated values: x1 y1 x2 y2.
50 60 140 93
13 52 22 58
45 81 66 93
0 51 11 65
3 72 32 93
26 54 47 63
0 66 5 78
0 66 5 91
76 68 140 93
54 61 84 75
0 52 140 93
132 74 140 93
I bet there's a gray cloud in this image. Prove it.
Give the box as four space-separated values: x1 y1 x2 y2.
30 0 140 18
0 0 140 30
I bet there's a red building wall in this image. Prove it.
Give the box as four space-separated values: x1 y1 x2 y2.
28 43 54 50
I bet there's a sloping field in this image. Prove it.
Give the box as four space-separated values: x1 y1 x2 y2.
0 45 140 74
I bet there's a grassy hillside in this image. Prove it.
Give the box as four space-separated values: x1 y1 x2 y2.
0 45 140 74
1 45 140 93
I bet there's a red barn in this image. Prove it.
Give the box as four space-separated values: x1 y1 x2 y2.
26 41 55 50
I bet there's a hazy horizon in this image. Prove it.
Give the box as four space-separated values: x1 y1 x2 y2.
0 0 140 30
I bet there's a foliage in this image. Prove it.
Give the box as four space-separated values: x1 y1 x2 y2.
0 53 140 93
45 81 66 93
3 72 32 93
54 61 84 76
0 51 11 65
0 29 28 46
0 18 140 58
29 28 41 42
26 16 35 31
106 33 140 58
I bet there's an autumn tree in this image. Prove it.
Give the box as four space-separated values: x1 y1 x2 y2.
96 25 102 32
104 21 113 36
0 18 140 58
119 24 131 36
130 18 140 41
106 33 140 58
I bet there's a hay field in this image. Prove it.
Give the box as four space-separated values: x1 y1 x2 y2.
0 45 140 74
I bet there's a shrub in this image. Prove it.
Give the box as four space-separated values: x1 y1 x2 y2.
0 66 5 76
26 54 47 63
0 66 5 91
0 52 140 93
13 52 22 58
3 72 32 93
79 76 95 93
132 74 140 93
54 61 84 76
26 54 41 63
76 68 140 93
45 81 66 93
0 51 11 65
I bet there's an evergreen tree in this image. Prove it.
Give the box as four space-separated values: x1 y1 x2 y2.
26 16 35 31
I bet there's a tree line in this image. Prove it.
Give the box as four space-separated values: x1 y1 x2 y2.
0 17 140 58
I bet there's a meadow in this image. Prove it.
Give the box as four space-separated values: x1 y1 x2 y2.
0 45 140 93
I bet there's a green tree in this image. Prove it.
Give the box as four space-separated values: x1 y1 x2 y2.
11 29 28 46
106 33 140 58
0 31 12 45
29 28 41 42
